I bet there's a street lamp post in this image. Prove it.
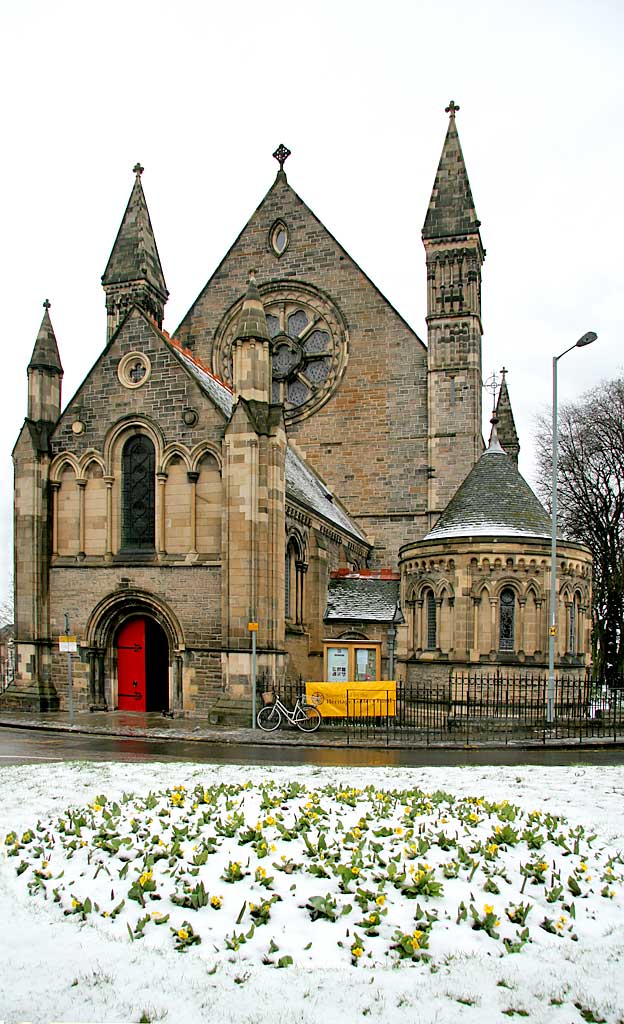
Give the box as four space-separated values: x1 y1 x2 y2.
547 331 597 724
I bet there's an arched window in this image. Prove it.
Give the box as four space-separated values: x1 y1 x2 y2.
499 588 515 651
425 589 437 650
568 593 582 655
122 435 155 549
285 537 305 624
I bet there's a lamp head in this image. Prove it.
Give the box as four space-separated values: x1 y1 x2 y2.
576 331 597 348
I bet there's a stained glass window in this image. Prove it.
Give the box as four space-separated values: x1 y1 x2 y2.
288 310 308 338
426 590 436 650
499 588 515 651
122 435 155 549
304 330 330 354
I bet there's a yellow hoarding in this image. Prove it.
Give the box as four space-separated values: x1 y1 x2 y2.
305 681 396 718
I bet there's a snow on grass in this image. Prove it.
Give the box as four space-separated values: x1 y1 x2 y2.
1 762 623 1024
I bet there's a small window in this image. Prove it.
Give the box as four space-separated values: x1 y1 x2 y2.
269 220 289 257
499 588 515 651
425 589 437 650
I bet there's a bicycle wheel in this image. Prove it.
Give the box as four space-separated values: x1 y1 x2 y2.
295 704 321 732
257 704 282 731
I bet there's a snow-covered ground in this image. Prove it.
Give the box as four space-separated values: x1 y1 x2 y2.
1 760 623 1024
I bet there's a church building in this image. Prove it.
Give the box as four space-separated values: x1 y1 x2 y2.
9 105 592 718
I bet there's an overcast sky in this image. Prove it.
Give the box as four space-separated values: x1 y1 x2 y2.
1 0 622 611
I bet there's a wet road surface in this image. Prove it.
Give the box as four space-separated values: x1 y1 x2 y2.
1 726 624 768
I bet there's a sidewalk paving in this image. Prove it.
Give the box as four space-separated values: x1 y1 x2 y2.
0 707 622 751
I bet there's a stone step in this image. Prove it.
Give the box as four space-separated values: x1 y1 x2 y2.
0 685 60 713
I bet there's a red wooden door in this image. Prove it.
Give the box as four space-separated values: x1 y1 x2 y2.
116 619 146 711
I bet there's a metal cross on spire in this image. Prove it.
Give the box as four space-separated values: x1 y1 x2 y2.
43 299 51 310
133 162 144 178
483 370 499 413
500 366 508 383
272 144 291 171
445 100 460 118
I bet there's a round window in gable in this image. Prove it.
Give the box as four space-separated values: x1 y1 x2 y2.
269 220 289 258
118 351 152 390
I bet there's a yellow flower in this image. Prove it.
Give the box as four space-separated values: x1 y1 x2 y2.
487 843 499 856
395 827 403 835
102 911 109 917
265 815 276 826
376 894 386 906
352 945 363 958
256 866 266 879
138 869 153 887
177 928 189 941
469 813 479 823
351 866 360 876
71 898 79 909
580 862 588 872
249 902 256 912
484 904 494 916
210 895 222 909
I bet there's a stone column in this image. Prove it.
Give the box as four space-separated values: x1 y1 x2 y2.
157 472 167 556
187 471 199 554
77 479 87 557
104 476 114 560
51 482 60 557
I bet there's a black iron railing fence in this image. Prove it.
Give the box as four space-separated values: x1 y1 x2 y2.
266 672 624 745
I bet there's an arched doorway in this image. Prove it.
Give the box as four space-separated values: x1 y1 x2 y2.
115 616 169 712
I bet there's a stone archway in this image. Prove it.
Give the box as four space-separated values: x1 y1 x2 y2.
85 590 184 712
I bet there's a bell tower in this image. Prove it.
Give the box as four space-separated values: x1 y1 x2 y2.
424 101 485 525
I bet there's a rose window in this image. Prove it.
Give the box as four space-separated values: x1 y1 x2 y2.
213 284 348 423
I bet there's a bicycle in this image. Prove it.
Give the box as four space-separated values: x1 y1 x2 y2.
257 692 321 732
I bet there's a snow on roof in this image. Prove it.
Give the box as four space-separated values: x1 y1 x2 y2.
325 575 400 622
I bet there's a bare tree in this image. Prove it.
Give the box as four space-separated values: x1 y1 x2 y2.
535 378 624 678
0 572 13 627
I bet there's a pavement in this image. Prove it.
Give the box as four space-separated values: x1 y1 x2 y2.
0 706 622 751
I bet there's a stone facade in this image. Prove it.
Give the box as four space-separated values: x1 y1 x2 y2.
9 109 593 718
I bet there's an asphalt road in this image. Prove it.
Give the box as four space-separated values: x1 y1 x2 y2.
1 726 624 768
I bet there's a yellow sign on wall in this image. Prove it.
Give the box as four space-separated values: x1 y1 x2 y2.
306 681 396 718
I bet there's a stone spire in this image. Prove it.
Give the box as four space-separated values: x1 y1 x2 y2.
494 368 520 465
422 101 481 241
231 272 272 403
27 300 63 422
102 164 169 340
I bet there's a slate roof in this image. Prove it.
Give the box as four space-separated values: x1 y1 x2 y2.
286 447 366 543
102 171 168 300
422 111 481 241
29 306 62 374
325 576 400 622
425 430 554 541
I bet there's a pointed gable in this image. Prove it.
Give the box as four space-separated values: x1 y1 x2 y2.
422 103 481 241
102 166 168 299
28 301 62 374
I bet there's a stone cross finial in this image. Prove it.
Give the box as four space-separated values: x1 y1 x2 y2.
133 162 144 177
445 100 460 118
272 144 291 171
500 366 508 382
43 299 51 310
